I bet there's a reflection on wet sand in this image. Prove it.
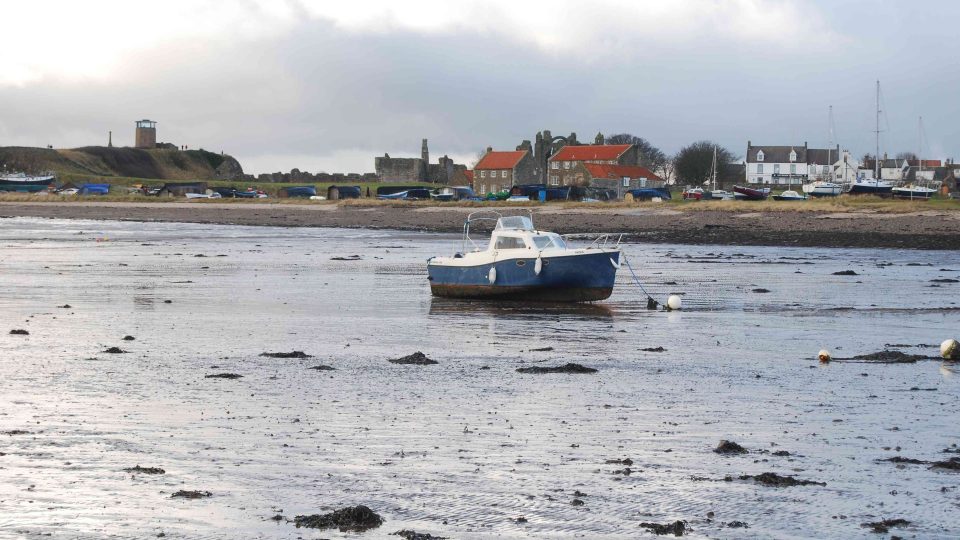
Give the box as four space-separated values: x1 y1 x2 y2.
428 298 616 320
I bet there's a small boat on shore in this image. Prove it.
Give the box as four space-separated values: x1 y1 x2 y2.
802 181 843 197
846 178 893 196
772 190 807 201
733 185 770 200
891 184 936 200
427 211 621 302
0 172 56 192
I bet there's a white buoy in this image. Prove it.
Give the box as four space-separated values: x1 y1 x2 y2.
666 295 682 311
942 339 959 360
488 267 497 284
534 257 542 276
818 349 831 363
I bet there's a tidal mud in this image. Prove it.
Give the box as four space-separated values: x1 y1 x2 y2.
516 363 597 374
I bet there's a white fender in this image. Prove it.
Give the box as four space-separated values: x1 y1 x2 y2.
610 257 621 269
534 256 543 275
488 267 497 284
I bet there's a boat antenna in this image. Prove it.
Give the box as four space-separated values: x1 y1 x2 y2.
875 80 881 180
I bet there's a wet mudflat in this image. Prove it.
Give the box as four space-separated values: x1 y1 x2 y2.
0 217 958 539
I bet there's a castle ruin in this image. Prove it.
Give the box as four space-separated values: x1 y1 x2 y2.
375 139 466 183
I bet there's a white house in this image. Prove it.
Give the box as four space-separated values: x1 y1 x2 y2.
832 150 860 183
745 141 840 185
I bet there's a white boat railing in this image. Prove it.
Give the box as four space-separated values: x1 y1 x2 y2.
562 232 624 250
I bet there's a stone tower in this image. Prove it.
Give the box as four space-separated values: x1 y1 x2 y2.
135 120 157 149
421 139 429 164
108 131 113 148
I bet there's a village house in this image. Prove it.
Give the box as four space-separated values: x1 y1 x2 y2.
546 144 640 186
860 158 942 182
745 142 840 185
576 163 665 191
472 147 537 195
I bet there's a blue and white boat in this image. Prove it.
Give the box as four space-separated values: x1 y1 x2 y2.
427 211 622 302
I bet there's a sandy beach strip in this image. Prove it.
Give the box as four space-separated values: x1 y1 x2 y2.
1 200 959 249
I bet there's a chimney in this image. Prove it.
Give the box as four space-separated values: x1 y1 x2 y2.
486 146 493 154
421 139 429 164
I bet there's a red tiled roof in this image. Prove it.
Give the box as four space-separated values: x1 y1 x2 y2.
549 144 631 162
583 163 663 182
474 150 527 170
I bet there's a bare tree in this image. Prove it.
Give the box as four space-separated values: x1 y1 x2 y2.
604 133 667 172
895 151 917 161
674 141 737 186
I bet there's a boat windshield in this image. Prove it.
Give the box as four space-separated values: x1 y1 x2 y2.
532 235 566 250
495 216 534 231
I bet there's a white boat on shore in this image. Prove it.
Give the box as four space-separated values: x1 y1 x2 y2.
802 181 843 197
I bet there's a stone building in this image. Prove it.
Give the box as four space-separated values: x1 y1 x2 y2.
374 139 465 184
135 119 157 149
577 163 665 191
513 130 580 183
472 148 537 195
546 144 640 186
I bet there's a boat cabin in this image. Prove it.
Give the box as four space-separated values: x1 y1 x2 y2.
485 216 567 252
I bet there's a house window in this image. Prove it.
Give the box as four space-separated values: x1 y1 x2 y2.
550 161 559 170
563 161 570 169
549 175 559 185
774 164 780 174
790 164 796 174
757 150 764 162
480 184 486 194
480 170 486 178
789 150 797 162
501 170 508 178
757 164 763 174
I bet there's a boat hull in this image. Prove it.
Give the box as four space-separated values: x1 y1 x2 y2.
847 182 893 195
733 185 769 200
428 250 620 302
891 187 935 200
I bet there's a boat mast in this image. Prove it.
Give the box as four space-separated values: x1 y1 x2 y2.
711 145 718 191
875 80 881 181
827 105 834 183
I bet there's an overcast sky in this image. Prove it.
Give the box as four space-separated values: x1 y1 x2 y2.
2 0 958 174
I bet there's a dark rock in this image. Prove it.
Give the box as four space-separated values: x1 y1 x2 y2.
878 456 928 465
170 490 211 499
9 329 29 335
571 499 585 506
330 255 363 261
163 300 172 303
58 304 71 308
529 346 554 352
124 465 165 474
294 505 383 532
641 346 666 352
309 365 335 371
389 351 438 365
517 363 597 374
392 530 447 539
260 351 313 359
751 288 771 293
3 429 30 435
122 335 136 341
205 373 243 379
931 278 959 283
639 520 686 536
861 518 910 533
714 440 748 455
103 347 127 354
606 458 634 465
726 521 749 528
848 350 929 363
739 472 825 487
772 450 791 457
833 270 859 275
930 457 960 471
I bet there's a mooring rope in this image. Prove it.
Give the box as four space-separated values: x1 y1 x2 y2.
621 252 660 310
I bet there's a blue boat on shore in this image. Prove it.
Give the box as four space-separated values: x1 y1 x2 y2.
427 211 622 302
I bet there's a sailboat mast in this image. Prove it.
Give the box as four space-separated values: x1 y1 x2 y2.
875 80 881 180
711 145 718 191
827 105 834 182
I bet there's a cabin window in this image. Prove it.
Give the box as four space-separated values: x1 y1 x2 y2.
495 236 526 250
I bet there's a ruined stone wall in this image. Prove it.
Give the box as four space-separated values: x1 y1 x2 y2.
375 155 426 182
